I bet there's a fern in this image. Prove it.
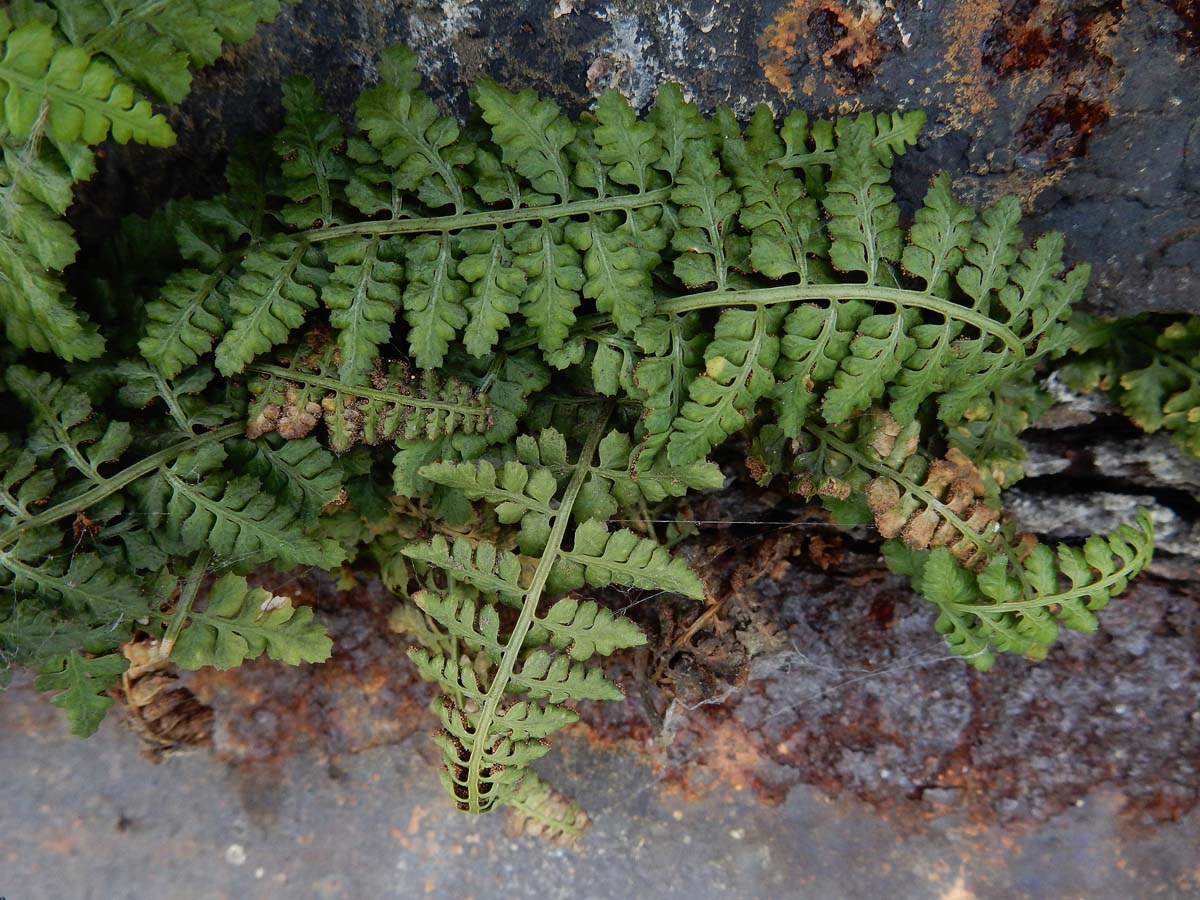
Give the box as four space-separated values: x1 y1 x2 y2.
33 649 129 737
168 572 333 670
0 37 1165 832
1059 313 1200 456
403 422 701 814
51 0 295 105
0 2 290 360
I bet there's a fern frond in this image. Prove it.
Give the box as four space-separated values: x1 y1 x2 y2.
512 220 584 352
537 595 646 660
458 226 525 358
402 416 702 815
403 232 469 368
324 233 404 381
553 519 705 598
631 312 707 469
723 105 825 282
7 365 131 485
247 350 490 448
275 76 353 228
33 649 129 736
225 435 344 519
168 572 333 670
505 771 591 844
403 535 525 601
139 148 275 376
214 239 327 375
0 15 173 148
1059 314 1200 456
905 510 1154 669
51 0 294 104
773 300 870 436
473 79 575 201
0 531 147 621
114 360 231 432
671 141 741 290
139 445 344 569
822 121 901 283
667 307 782 465
0 435 56 520
357 46 473 212
0 136 103 358
420 460 556 554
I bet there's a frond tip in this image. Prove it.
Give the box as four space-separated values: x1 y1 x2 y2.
898 510 1155 670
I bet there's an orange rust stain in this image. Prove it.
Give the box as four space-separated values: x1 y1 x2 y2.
406 804 429 836
940 0 1001 124
759 0 885 98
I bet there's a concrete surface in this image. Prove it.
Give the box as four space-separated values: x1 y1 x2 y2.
2 673 1197 900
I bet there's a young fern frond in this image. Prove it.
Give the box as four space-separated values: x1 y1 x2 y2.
402 421 702 816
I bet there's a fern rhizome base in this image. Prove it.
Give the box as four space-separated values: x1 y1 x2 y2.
0 8 1156 837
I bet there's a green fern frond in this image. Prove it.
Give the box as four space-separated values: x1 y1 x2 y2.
504 771 591 844
0 15 173 148
325 233 404 381
168 571 333 670
403 232 469 368
33 649 129 736
51 0 294 104
671 141 742 290
822 121 901 283
723 105 825 282
214 239 327 375
357 46 473 212
139 444 344 570
1058 313 1200 456
420 459 556 554
553 519 704 598
458 226 525 358
472 79 575 201
904 510 1153 669
139 148 275 376
7 365 131 485
667 307 782 465
275 76 353 228
0 136 103 358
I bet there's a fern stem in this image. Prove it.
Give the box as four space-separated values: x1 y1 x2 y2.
658 284 1025 358
463 407 612 813
0 423 242 549
298 189 672 243
83 0 174 52
952 517 1154 614
159 549 211 660
246 364 485 414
